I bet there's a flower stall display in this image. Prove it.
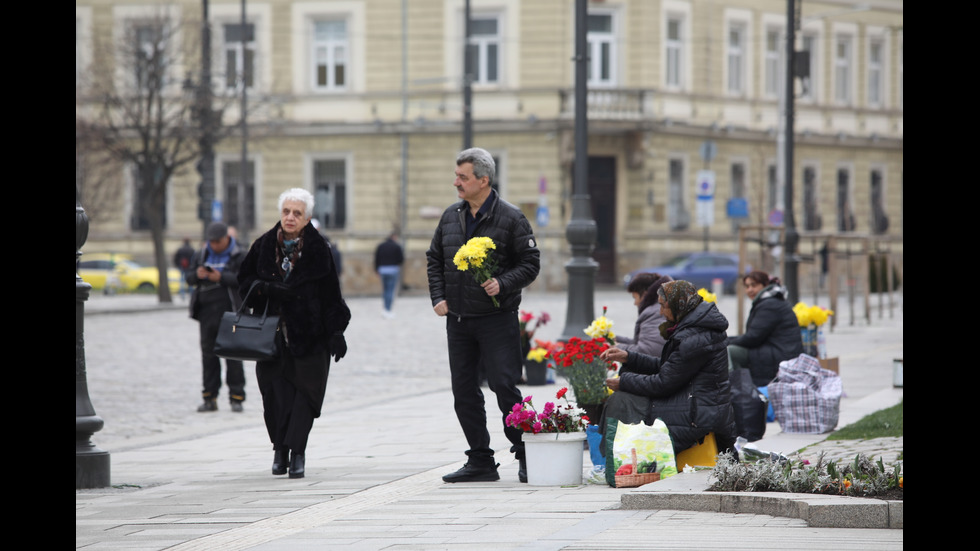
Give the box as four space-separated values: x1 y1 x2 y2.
793 302 834 358
519 309 551 354
452 236 499 307
549 336 616 424
506 389 589 485
583 306 616 341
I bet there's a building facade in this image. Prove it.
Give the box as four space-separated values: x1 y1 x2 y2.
76 0 903 295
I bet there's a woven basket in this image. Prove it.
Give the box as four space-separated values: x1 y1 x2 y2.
614 448 661 488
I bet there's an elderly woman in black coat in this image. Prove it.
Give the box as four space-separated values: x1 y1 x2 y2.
727 271 803 387
600 280 736 457
238 188 351 479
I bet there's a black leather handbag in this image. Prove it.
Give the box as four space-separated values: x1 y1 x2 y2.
214 281 281 362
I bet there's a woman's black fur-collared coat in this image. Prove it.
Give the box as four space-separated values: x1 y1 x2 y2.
238 222 350 359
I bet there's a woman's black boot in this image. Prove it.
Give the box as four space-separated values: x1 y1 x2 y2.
289 453 305 479
272 449 288 475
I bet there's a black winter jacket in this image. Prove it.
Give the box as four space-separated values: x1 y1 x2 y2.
618 301 736 453
238 222 351 358
728 284 803 386
426 191 540 317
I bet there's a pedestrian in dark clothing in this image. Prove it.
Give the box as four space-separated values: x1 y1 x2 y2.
375 232 405 318
426 147 541 484
727 271 803 386
238 188 351 479
187 222 247 412
174 238 195 300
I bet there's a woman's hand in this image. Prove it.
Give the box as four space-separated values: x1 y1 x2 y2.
600 347 628 364
605 377 621 392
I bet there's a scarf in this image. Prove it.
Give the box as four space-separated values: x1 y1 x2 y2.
657 280 703 339
276 228 304 281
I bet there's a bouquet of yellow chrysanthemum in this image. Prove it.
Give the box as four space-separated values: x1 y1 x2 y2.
453 236 500 307
793 301 834 358
697 288 717 303
584 306 615 340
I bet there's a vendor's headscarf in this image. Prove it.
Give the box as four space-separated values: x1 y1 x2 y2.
657 280 703 338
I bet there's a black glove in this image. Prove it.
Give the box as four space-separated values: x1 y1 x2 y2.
261 281 296 300
329 333 347 362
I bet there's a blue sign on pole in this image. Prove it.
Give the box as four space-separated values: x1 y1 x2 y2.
211 199 223 222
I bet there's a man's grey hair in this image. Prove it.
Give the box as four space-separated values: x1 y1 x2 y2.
278 188 315 218
456 147 495 184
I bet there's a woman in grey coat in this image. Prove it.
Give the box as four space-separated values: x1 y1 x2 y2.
614 273 672 359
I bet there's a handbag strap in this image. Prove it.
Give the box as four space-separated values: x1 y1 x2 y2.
237 280 272 322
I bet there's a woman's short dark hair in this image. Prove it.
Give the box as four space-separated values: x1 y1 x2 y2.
744 270 780 287
627 272 672 296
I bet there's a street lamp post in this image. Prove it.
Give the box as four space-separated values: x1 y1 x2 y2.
192 0 216 239
783 0 800 303
560 0 598 341
76 194 110 489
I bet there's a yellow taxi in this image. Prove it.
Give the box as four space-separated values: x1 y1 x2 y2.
78 252 182 294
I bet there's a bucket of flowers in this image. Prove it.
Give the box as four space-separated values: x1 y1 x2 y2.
507 388 589 485
549 335 615 424
793 302 834 358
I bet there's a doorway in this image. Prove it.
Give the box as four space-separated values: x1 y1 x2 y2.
589 156 617 285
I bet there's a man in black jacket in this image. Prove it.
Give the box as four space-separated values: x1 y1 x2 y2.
426 147 540 483
187 222 247 413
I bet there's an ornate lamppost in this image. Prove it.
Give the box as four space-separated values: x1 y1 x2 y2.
76 194 110 488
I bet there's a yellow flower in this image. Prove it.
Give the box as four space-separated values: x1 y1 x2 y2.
526 347 548 362
794 302 834 327
697 288 717 303
584 316 614 339
793 302 813 327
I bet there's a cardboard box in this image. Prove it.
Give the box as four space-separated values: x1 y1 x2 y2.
819 357 839 374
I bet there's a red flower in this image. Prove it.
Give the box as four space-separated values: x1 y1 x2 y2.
556 387 568 399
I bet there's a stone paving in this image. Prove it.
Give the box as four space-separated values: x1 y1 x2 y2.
77 287 903 550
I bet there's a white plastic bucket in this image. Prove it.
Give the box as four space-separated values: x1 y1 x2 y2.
522 432 586 486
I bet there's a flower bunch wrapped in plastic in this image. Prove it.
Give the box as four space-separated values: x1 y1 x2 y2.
793 302 834 327
452 236 500 307
697 288 717 303
549 336 614 406
584 306 615 340
505 388 589 433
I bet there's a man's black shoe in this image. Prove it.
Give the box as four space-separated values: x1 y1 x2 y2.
442 462 500 483
518 457 527 483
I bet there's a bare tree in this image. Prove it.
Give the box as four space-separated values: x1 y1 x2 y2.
78 9 234 303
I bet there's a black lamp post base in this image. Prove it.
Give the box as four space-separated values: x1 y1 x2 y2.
76 449 110 489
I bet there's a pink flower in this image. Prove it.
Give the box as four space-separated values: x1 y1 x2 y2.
532 422 543 433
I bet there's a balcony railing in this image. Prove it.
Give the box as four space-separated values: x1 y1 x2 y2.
559 88 651 120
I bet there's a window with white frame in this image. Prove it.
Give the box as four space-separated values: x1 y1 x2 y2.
764 28 781 98
870 169 889 234
220 159 256 233
665 16 684 88
313 159 347 229
727 22 746 95
312 19 348 91
466 15 501 85
867 37 884 107
803 165 821 230
800 33 819 101
836 167 855 231
130 164 167 231
834 34 853 104
133 22 166 91
222 22 255 91
668 158 689 231
587 12 615 87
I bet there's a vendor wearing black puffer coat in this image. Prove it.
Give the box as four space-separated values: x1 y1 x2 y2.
600 280 736 456
727 271 803 387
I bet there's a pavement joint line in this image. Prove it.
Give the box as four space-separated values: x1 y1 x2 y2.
165 461 456 551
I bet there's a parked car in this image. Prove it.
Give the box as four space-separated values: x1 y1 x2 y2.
623 252 750 294
78 252 181 295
